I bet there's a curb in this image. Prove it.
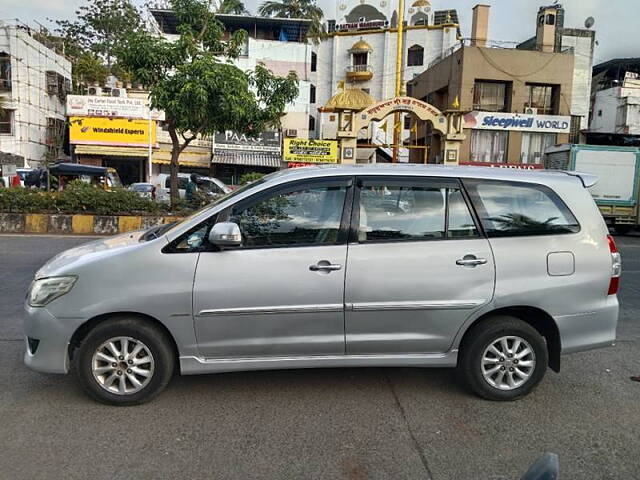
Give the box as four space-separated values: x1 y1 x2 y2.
0 213 183 235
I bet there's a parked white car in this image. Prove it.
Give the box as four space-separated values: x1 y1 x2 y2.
153 173 230 203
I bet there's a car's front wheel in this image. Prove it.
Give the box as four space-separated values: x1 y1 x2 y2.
73 317 175 406
458 316 548 401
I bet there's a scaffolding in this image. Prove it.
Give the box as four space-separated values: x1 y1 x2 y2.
0 19 72 167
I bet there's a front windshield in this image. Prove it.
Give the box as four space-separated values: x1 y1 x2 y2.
161 178 268 238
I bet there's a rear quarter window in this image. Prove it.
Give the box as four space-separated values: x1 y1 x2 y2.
464 179 580 237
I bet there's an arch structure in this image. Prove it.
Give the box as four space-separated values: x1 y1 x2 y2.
337 97 465 165
353 96 447 133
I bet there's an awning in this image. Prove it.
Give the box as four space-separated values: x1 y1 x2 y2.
74 145 149 157
214 152 282 168
153 158 210 168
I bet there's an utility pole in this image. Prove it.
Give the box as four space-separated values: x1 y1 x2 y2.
392 0 405 163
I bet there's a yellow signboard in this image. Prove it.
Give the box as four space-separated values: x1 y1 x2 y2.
70 116 156 147
284 139 339 163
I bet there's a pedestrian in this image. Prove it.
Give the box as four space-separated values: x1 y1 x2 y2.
186 174 199 206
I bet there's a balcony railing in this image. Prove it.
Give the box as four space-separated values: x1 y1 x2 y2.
347 65 373 73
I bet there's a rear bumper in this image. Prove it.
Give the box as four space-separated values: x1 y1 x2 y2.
23 305 84 374
556 296 619 355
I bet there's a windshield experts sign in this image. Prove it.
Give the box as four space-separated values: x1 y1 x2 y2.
464 111 571 134
69 117 157 147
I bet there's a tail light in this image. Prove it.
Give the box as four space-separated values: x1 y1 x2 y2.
607 235 621 295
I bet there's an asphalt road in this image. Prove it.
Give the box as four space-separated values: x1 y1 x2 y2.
0 234 639 480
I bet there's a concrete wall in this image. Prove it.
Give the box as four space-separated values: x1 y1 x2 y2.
0 24 72 167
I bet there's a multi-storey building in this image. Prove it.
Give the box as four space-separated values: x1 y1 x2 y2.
589 59 640 146
149 9 313 181
0 21 72 169
314 0 461 160
409 3 595 166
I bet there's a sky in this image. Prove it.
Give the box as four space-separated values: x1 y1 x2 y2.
1 0 636 65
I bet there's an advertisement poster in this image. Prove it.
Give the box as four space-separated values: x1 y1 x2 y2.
284 139 339 163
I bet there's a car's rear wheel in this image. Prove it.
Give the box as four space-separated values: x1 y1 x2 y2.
458 316 548 401
73 317 175 406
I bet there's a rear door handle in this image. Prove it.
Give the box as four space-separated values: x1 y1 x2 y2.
456 255 488 268
310 261 343 272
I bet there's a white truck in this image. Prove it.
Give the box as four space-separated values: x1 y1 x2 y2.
544 144 640 234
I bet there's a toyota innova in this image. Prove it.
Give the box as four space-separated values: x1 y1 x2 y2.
24 166 620 405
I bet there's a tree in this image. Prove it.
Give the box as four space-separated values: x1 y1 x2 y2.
55 0 144 69
217 0 249 14
258 0 326 41
117 0 299 206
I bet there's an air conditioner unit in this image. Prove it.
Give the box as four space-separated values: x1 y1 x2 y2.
285 129 298 138
111 88 128 98
524 107 538 115
88 86 103 96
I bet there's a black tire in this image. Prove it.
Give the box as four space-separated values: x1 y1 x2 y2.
457 316 548 401
72 316 175 406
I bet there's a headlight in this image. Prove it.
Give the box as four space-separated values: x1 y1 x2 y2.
28 276 77 307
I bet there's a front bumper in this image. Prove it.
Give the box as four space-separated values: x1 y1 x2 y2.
23 304 85 374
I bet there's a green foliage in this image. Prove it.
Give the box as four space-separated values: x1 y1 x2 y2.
258 0 326 42
238 172 266 185
54 0 144 67
115 0 299 205
0 181 173 216
217 0 249 14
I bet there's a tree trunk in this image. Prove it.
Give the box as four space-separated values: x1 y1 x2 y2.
167 122 181 208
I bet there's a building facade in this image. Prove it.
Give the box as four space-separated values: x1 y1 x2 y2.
0 21 72 168
315 0 461 159
589 59 640 147
409 3 594 166
149 10 313 177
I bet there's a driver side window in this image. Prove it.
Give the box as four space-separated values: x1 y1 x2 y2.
231 184 348 248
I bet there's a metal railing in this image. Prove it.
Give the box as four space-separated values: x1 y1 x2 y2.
347 65 373 73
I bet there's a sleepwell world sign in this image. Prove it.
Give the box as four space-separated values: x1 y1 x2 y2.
464 111 571 134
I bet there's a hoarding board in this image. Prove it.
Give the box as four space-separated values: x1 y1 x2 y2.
283 139 339 164
66 95 164 120
464 111 571 134
69 117 156 147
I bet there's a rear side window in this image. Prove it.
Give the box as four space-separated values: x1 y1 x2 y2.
464 180 580 237
358 180 478 242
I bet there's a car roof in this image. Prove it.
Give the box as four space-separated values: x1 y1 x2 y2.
264 164 584 187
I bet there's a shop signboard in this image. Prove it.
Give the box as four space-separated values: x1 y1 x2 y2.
66 95 164 120
283 139 339 164
213 131 281 154
459 161 544 170
69 116 157 147
464 111 571 134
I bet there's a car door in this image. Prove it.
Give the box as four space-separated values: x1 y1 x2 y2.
192 177 353 358
344 176 495 355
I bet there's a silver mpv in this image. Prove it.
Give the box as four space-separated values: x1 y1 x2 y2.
24 166 620 405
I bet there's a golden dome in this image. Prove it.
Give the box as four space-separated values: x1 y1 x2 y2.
348 39 373 53
412 0 430 6
325 86 376 111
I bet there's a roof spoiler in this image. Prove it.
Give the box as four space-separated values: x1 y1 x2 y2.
565 171 599 188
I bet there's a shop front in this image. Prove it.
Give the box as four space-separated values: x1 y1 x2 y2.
461 111 571 166
69 116 157 185
212 131 282 185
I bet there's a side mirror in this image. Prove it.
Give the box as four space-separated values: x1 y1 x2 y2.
520 453 559 480
209 222 242 248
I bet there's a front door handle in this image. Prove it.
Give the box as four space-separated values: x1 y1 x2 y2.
310 260 343 272
456 255 488 268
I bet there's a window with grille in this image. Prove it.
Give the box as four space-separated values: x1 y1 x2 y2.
473 81 510 112
0 109 13 134
526 84 559 115
407 45 424 67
